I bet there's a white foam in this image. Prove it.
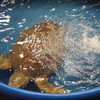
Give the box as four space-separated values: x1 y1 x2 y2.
78 24 100 54
50 22 100 91
80 32 100 54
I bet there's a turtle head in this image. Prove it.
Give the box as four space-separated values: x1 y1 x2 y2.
8 71 30 88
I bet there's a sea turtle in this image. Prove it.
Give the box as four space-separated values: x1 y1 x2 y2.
0 21 69 93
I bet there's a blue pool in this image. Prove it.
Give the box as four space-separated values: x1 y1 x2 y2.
0 0 100 100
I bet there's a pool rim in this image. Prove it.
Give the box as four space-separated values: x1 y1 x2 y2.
0 82 100 99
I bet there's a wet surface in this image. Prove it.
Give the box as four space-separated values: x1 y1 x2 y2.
0 0 100 92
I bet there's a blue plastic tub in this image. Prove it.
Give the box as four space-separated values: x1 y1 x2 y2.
0 82 100 100
0 0 100 100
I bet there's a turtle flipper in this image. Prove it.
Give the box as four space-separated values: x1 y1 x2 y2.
0 52 12 70
34 75 70 93
8 71 30 88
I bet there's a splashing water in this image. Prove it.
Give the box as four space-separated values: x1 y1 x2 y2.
0 0 100 92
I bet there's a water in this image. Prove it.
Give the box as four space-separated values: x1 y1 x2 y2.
0 0 100 92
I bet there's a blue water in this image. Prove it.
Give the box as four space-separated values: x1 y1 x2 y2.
0 0 100 92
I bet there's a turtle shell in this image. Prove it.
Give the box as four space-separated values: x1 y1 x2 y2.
8 21 65 78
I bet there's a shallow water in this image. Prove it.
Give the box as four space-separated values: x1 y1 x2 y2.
0 0 100 92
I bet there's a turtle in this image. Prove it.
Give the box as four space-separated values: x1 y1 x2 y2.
0 21 69 93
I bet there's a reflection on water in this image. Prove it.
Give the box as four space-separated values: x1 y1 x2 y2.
0 0 100 92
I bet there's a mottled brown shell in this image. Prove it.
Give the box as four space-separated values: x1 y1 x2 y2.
8 21 65 78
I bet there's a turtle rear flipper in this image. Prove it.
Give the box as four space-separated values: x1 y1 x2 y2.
35 75 70 93
0 52 12 70
8 71 30 88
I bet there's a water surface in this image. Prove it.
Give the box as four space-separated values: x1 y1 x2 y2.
0 0 100 92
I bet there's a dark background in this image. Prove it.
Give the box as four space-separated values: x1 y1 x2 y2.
0 92 11 100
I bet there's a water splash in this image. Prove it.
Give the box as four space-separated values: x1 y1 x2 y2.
0 0 100 92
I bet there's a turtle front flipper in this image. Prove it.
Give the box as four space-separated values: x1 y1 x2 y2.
8 71 30 88
34 75 70 93
0 52 12 70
